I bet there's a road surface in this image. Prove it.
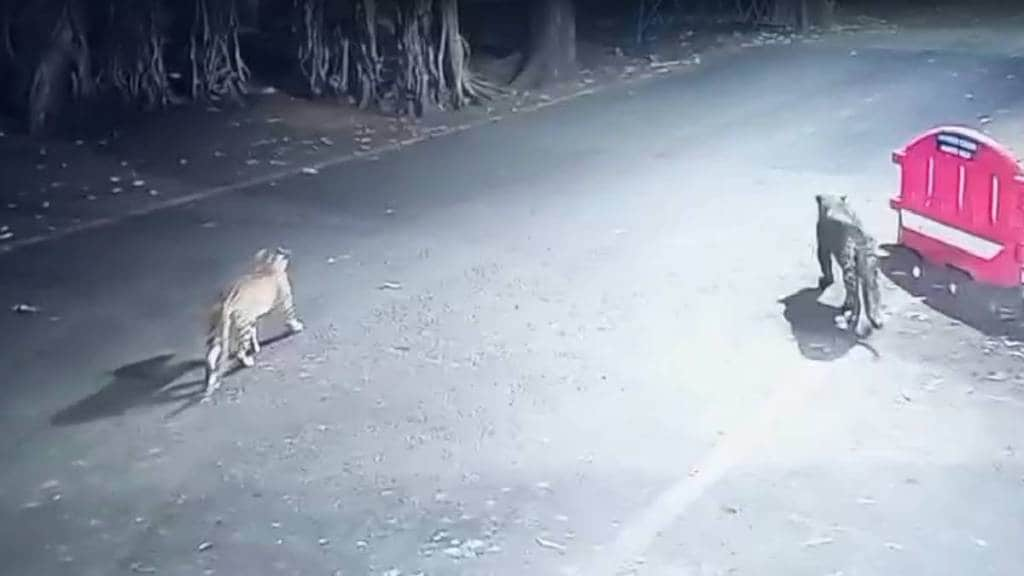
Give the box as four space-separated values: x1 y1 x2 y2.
2 25 1024 576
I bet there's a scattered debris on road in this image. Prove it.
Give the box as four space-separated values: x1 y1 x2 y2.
11 303 40 314
378 282 403 290
197 541 213 552
801 537 835 548
535 536 567 553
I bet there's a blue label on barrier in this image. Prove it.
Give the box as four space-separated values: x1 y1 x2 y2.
936 132 979 159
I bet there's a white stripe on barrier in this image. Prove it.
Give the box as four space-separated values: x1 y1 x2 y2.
900 209 1003 260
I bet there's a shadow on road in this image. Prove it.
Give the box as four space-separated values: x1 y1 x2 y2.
779 287 879 361
51 354 205 427
878 243 1024 340
51 330 302 426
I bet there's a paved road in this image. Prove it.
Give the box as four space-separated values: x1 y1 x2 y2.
2 28 1024 576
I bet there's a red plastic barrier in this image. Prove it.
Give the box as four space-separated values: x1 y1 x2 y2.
890 126 1024 287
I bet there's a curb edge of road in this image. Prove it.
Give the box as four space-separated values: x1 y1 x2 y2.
0 43 747 256
0 88 599 256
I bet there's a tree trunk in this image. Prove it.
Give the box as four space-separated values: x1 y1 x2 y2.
189 0 250 103
24 0 91 135
352 0 381 108
771 0 834 31
395 0 434 116
100 0 178 110
806 0 835 29
514 0 575 89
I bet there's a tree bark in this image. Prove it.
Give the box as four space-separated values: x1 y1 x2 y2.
771 0 834 31
514 0 575 89
352 0 381 108
100 0 178 110
189 0 250 103
400 0 437 116
22 0 92 135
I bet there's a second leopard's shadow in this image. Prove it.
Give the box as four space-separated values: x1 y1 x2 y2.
779 287 878 362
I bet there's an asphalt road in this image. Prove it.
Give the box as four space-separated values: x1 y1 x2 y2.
2 29 1024 576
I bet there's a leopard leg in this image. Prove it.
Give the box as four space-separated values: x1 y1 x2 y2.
840 246 861 332
862 254 884 329
234 316 256 367
204 342 223 395
280 287 305 333
249 324 260 354
816 237 834 289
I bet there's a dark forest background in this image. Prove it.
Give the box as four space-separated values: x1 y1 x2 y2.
0 0 837 135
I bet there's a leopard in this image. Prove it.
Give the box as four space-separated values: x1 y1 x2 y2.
815 193 884 335
204 247 304 396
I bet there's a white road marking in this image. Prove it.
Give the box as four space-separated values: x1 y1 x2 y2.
589 356 828 576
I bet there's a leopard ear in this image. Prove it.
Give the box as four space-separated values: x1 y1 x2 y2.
253 248 270 262
840 195 848 203
815 194 823 204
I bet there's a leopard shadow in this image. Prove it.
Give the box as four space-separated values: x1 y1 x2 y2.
51 354 206 427
52 330 301 425
779 287 879 362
